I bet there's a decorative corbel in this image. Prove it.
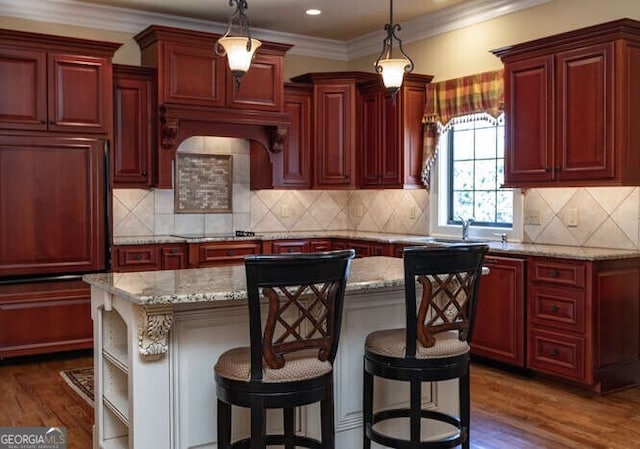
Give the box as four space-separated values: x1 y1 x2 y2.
137 305 174 360
270 125 287 153
159 107 180 150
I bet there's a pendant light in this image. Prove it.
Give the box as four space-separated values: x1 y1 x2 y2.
216 0 261 89
374 0 414 95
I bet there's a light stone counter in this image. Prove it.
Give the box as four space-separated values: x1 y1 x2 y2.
113 231 640 261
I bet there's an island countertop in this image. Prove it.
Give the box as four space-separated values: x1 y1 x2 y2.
83 256 405 306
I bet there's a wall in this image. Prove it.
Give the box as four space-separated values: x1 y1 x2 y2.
113 137 428 237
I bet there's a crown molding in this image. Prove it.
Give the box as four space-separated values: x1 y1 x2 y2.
347 0 553 59
0 0 550 61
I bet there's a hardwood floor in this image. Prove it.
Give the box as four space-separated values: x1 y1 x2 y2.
1 352 640 448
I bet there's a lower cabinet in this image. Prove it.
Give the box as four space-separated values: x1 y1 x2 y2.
332 239 389 257
189 241 261 267
0 278 92 358
112 243 187 272
471 255 526 367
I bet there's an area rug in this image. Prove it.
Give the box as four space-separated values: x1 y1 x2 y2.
60 367 94 406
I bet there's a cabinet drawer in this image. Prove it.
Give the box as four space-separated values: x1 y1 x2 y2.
529 285 586 333
197 242 260 266
530 259 586 288
114 245 160 272
272 241 309 254
528 327 586 382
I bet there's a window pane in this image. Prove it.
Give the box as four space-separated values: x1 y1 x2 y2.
496 190 513 223
475 127 497 159
453 161 474 190
453 191 473 219
452 130 474 160
474 191 496 222
474 160 497 190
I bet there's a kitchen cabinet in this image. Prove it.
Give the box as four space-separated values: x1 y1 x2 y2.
358 74 432 188
0 30 117 134
134 25 291 188
494 19 640 187
112 244 187 272
332 239 388 258
113 65 155 187
188 241 261 267
471 255 526 367
263 239 333 254
0 278 92 358
527 256 640 392
272 83 313 189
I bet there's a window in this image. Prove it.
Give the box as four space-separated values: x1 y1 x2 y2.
429 113 522 241
447 114 511 227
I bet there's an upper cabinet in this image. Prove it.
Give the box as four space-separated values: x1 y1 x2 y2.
134 25 291 188
113 65 156 188
0 29 119 134
359 74 432 188
493 19 640 187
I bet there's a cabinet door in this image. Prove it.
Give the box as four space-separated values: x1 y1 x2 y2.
471 256 526 367
314 83 356 187
161 42 226 107
227 53 283 111
0 47 47 130
161 244 187 270
0 135 106 277
274 86 312 188
503 55 555 185
400 82 426 187
271 240 309 254
113 245 160 272
48 54 111 133
360 89 383 187
113 67 154 187
556 43 614 181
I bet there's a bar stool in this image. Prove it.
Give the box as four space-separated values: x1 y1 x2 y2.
363 244 488 449
215 249 355 449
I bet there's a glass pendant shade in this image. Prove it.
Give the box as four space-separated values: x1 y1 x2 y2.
218 36 261 73
377 58 411 89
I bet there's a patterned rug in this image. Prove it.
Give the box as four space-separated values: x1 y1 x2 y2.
60 367 94 406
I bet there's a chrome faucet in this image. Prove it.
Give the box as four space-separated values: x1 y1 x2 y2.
459 217 474 240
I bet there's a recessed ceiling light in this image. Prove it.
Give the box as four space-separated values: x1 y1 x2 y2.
305 9 322 16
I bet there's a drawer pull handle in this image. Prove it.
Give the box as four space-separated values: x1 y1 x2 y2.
550 349 560 357
227 250 235 256
550 269 560 278
134 254 143 261
551 305 560 313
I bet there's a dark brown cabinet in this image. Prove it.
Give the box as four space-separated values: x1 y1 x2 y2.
0 279 93 359
272 83 313 189
332 239 388 258
189 241 261 267
494 19 640 187
112 243 187 272
359 75 432 188
113 65 155 187
471 255 526 367
0 30 116 134
226 51 285 112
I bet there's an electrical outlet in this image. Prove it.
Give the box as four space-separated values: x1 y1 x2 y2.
409 206 417 219
524 209 541 225
355 204 365 217
565 208 578 227
280 204 290 218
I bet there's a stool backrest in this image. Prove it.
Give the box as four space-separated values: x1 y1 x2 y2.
403 245 488 358
244 250 355 380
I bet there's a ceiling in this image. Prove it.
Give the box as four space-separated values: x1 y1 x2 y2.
72 0 471 41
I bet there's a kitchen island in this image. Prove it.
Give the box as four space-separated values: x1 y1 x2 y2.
84 256 462 449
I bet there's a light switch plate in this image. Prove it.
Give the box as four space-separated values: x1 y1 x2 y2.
565 208 578 227
524 209 541 225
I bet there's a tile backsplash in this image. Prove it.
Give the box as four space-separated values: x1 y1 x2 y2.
113 137 640 249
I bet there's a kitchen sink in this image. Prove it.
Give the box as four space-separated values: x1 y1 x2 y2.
429 238 489 244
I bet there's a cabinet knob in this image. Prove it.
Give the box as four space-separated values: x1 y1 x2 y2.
550 348 560 357
555 166 561 171
134 254 142 260
142 171 148 176
227 250 235 256
550 269 560 278
49 120 56 125
551 305 560 313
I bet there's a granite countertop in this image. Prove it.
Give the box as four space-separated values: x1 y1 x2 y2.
113 231 640 261
83 256 406 306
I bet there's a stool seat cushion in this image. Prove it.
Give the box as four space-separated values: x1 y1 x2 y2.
215 347 333 383
365 328 469 359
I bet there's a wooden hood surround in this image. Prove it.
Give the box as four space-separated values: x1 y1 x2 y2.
134 25 292 187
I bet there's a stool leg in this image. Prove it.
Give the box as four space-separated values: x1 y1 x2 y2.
410 378 421 446
320 376 335 449
284 407 295 449
217 399 232 449
250 401 266 449
363 366 373 449
460 371 470 449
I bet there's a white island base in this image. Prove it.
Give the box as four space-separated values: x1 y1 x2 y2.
87 257 461 449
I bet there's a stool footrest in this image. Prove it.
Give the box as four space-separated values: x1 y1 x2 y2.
367 407 465 449
229 434 324 449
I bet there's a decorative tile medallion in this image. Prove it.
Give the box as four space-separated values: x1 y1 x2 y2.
175 153 232 213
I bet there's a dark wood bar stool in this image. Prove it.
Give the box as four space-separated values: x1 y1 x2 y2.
363 244 488 449
215 249 355 449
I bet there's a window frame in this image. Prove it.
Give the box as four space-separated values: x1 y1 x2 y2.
428 114 523 242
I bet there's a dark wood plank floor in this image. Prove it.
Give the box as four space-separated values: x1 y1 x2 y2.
1 352 640 448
